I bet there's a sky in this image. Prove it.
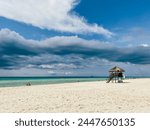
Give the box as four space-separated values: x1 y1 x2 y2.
0 0 150 77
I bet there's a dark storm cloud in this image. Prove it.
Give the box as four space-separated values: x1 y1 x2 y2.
0 41 37 56
115 47 150 64
0 29 150 70
44 45 150 64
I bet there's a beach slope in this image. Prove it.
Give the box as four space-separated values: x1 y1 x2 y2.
0 78 150 113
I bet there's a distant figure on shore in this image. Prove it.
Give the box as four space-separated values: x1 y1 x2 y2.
118 72 123 83
26 82 31 86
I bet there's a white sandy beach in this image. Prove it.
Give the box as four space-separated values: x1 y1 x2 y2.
0 78 150 113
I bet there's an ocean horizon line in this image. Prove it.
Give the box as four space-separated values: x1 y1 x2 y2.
0 76 150 78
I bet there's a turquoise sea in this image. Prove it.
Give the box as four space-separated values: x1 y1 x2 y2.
0 77 107 88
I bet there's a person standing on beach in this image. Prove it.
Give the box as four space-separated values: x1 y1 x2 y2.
26 82 31 86
118 72 123 82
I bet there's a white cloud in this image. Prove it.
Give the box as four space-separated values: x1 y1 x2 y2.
140 44 149 47
47 70 72 75
115 27 150 46
47 70 56 74
0 28 112 49
39 63 77 69
0 0 112 37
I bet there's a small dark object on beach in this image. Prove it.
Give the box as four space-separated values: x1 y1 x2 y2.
26 82 31 86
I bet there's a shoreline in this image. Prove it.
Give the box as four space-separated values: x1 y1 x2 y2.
0 77 149 89
0 79 106 89
0 78 150 113
0 77 106 88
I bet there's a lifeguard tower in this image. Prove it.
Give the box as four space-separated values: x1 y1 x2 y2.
107 66 125 83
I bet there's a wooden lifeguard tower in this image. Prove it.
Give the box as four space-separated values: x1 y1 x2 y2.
107 66 125 83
